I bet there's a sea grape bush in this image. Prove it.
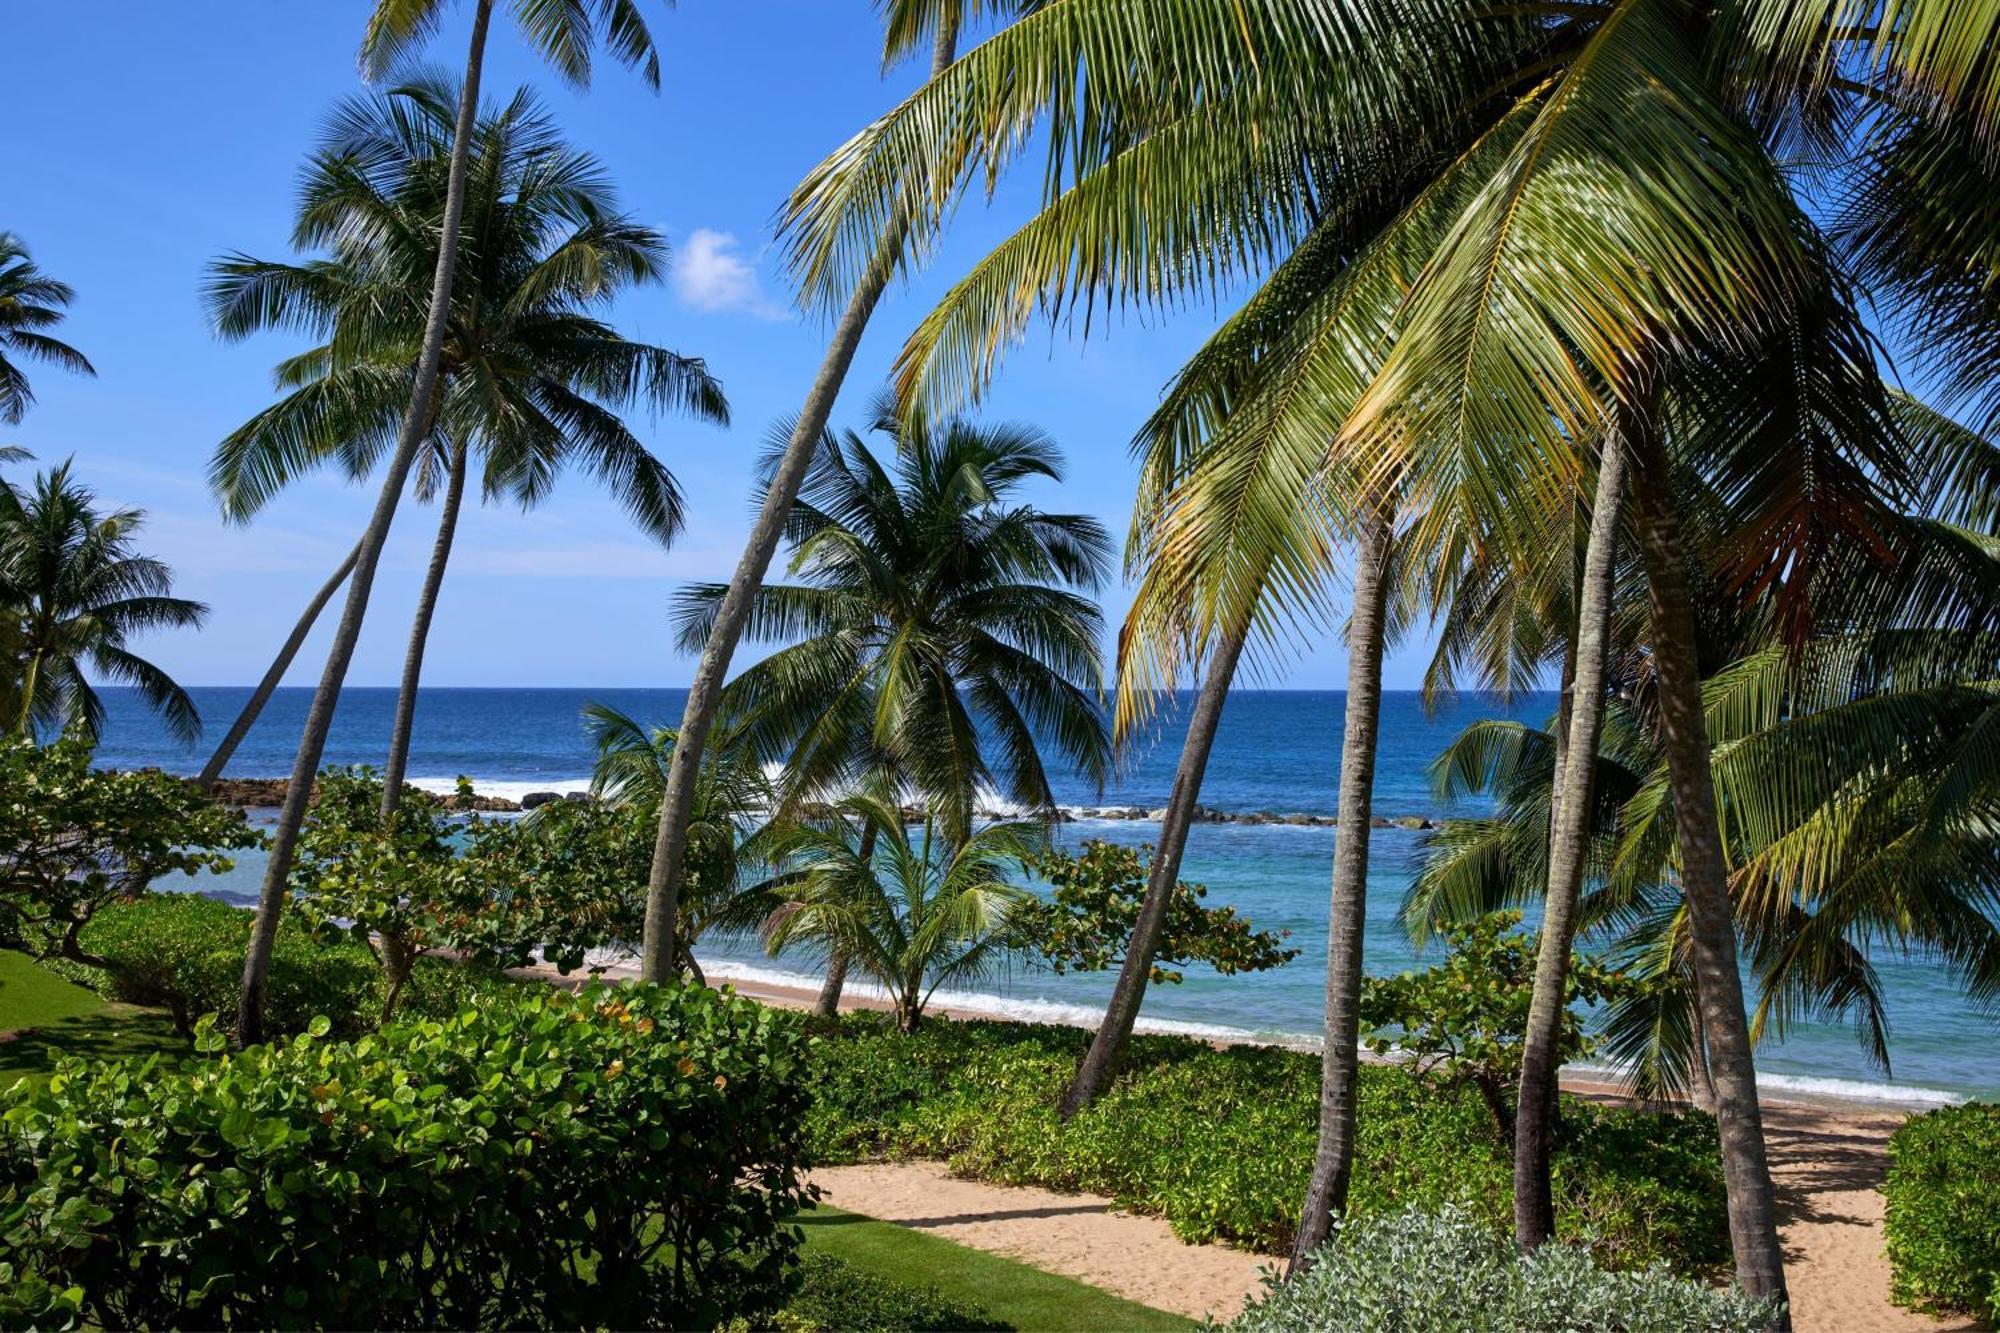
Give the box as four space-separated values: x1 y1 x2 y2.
457 797 653 974
0 981 815 1331
1229 1205 1780 1332
1358 911 1637 1137
0 736 260 972
1883 1102 2000 1320
801 1015 1729 1272
1010 840 1297 984
730 1253 1003 1333
46 892 512 1040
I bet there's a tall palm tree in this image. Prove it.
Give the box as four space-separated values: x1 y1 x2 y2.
671 398 1111 1001
639 0 1044 982
238 0 670 1046
765 0 2000 1302
197 79 725 807
762 783 1040 1031
0 235 94 425
0 462 204 742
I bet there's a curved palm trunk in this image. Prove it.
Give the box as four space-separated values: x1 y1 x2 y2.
196 539 362 792
1061 617 1249 1118
236 0 495 1047
640 28 961 983
814 821 879 1017
1514 431 1629 1247
1628 423 1789 1314
381 438 471 816
1289 502 1394 1273
13 648 42 736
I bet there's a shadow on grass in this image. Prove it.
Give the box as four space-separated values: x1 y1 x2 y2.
0 1007 189 1088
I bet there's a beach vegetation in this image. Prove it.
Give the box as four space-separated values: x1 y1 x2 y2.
745 1252 1004 1333
763 789 1041 1033
0 980 813 1331
1010 839 1297 986
801 1015 1728 1273
0 738 259 981
1883 1102 2000 1321
0 466 207 743
1229 1204 1779 1332
0 233 93 426
42 891 516 1042
1358 911 1636 1140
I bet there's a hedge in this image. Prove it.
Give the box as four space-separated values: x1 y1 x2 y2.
803 1015 1730 1273
42 892 513 1040
1884 1102 2000 1321
0 981 815 1330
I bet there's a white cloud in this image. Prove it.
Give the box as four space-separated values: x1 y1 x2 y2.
672 228 787 319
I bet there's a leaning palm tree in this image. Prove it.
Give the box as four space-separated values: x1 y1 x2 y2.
765 0 2000 1301
0 462 204 743
672 397 1110 1005
762 784 1039 1031
235 0 671 1046
198 78 725 806
640 0 1039 984
0 235 94 425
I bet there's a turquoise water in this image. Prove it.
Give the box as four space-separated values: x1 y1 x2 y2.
99 686 1996 1103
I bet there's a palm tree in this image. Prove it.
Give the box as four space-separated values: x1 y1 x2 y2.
639 0 1036 983
670 398 1110 1003
766 0 2000 1301
197 78 726 807
581 701 781 976
237 0 670 1046
0 462 204 743
0 235 94 425
763 783 1039 1031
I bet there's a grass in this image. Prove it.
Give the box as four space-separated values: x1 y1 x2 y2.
798 1204 1196 1332
0 949 187 1089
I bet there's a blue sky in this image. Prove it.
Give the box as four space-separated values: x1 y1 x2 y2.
3 2 1441 691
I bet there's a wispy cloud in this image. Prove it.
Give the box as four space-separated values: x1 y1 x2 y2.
672 228 788 320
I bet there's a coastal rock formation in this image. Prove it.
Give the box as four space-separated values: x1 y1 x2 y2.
201 776 520 812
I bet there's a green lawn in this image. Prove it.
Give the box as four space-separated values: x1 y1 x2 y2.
799 1204 1196 1332
0 949 187 1089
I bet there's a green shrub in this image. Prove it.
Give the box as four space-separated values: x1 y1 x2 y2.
802 1016 1729 1272
1228 1205 1779 1332
44 892 516 1040
1884 1102 2000 1320
762 1253 1002 1332
0 981 815 1331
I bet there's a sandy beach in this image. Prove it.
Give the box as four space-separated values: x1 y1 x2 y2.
703 969 1976 1333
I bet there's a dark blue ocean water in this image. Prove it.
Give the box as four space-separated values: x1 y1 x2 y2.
97 686 1996 1103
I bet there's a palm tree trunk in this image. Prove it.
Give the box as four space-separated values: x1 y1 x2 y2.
196 538 362 792
1628 419 1789 1313
13 647 42 736
235 0 495 1047
639 27 962 983
381 438 470 816
814 821 879 1017
1061 616 1249 1118
1514 431 1629 1247
1289 500 1394 1274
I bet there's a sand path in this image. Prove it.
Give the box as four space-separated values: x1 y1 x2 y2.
809 1160 1274 1322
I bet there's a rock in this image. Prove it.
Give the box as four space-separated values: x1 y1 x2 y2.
1393 815 1433 830
1310 815 1339 826
1285 813 1314 826
1370 816 1392 829
442 791 521 812
520 791 561 810
562 791 589 803
205 777 293 808
1147 807 1170 821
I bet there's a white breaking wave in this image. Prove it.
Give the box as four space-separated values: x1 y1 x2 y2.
406 775 593 803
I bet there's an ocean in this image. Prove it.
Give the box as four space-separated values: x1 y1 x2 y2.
93 685 1995 1105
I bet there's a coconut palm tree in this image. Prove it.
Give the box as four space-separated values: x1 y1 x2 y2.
639 0 1046 984
197 78 726 805
0 235 94 426
763 783 1039 1031
237 0 672 1046
670 398 1110 1004
764 0 2000 1299
0 462 204 743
